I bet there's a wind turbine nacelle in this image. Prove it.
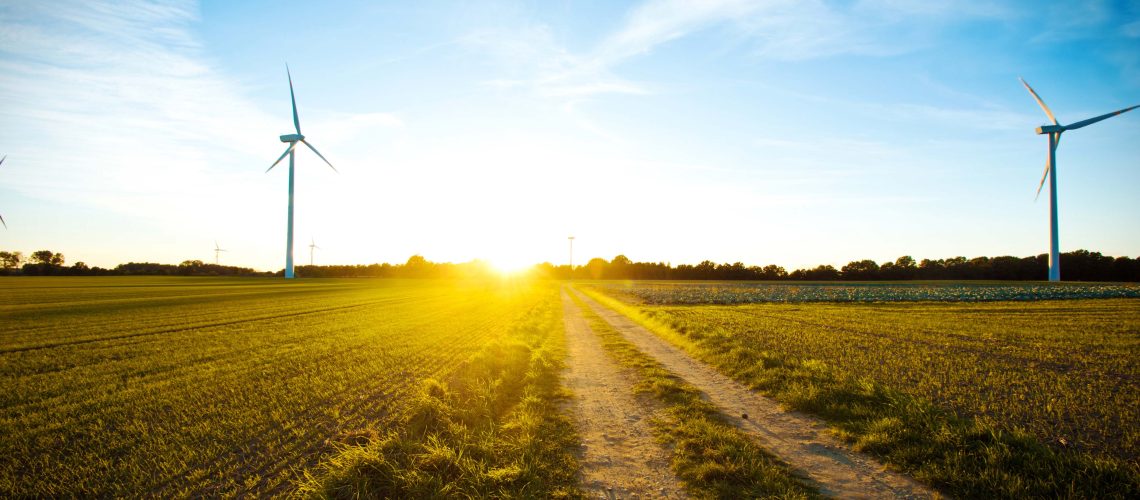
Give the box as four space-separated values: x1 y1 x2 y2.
1035 124 1064 134
279 133 304 143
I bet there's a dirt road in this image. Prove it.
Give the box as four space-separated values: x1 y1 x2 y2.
560 289 685 498
572 288 935 499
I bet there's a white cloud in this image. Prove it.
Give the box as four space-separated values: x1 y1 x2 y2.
465 0 1013 101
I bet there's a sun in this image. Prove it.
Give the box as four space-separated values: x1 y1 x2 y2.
485 255 535 277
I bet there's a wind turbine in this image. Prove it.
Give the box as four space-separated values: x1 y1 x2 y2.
309 237 320 266
1019 78 1138 282
266 65 337 279
214 241 227 265
568 236 575 282
0 155 6 229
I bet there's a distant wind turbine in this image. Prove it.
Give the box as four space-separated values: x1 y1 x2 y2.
0 155 6 229
1019 78 1138 282
214 241 227 265
266 65 338 279
309 237 320 266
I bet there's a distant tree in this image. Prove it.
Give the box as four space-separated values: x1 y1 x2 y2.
585 257 608 279
989 256 1023 280
760 264 787 280
31 250 64 266
884 256 917 280
0 250 22 270
918 258 944 280
694 260 716 279
403 255 432 278
791 264 840 281
841 259 879 280
609 255 632 279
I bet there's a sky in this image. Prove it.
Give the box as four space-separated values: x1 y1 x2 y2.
1 0 1138 273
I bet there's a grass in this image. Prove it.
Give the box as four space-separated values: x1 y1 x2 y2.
581 285 1140 497
297 283 582 498
568 289 818 499
0 276 559 496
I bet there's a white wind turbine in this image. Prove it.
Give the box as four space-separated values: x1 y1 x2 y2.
214 241 227 265
309 237 320 266
267 65 338 279
1019 78 1138 282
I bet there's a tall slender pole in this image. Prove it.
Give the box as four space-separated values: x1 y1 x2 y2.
310 243 315 266
568 236 575 282
285 148 296 279
1047 132 1060 282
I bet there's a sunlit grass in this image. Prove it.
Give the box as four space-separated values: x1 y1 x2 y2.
583 284 1140 497
0 277 552 496
299 284 581 498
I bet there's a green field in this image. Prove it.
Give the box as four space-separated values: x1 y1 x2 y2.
1 277 571 496
583 284 1140 496
4 276 1139 497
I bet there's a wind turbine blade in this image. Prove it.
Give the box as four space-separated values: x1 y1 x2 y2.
266 143 297 173
1034 133 1060 201
301 139 337 172
1 155 6 166
1019 77 1058 125
1065 104 1140 131
0 214 5 229
1034 160 1050 200
287 65 301 135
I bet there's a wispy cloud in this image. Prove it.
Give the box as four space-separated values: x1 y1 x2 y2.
467 0 1016 100
0 1 277 201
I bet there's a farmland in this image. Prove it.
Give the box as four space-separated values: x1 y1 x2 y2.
4 276 1139 497
0 277 574 497
583 283 1140 496
601 281 1140 304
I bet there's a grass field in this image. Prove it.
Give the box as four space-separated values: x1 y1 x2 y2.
583 283 1140 496
5 276 1138 497
0 277 571 496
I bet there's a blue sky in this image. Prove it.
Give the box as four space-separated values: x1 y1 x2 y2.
1 0 1138 272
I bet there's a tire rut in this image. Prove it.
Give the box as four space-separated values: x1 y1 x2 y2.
573 288 936 499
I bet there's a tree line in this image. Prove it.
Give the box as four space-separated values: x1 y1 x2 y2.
0 252 500 279
0 250 273 277
2 248 1138 281
530 250 1140 282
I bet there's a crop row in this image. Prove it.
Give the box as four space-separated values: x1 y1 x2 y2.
604 281 1140 304
0 277 548 496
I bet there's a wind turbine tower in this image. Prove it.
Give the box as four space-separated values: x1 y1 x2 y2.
1019 78 1138 281
214 241 227 265
309 237 320 266
267 65 338 279
568 236 575 281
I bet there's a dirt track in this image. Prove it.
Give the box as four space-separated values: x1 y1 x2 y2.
571 288 935 499
560 289 685 498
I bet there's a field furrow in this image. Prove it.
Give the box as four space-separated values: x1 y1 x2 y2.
0 277 545 496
